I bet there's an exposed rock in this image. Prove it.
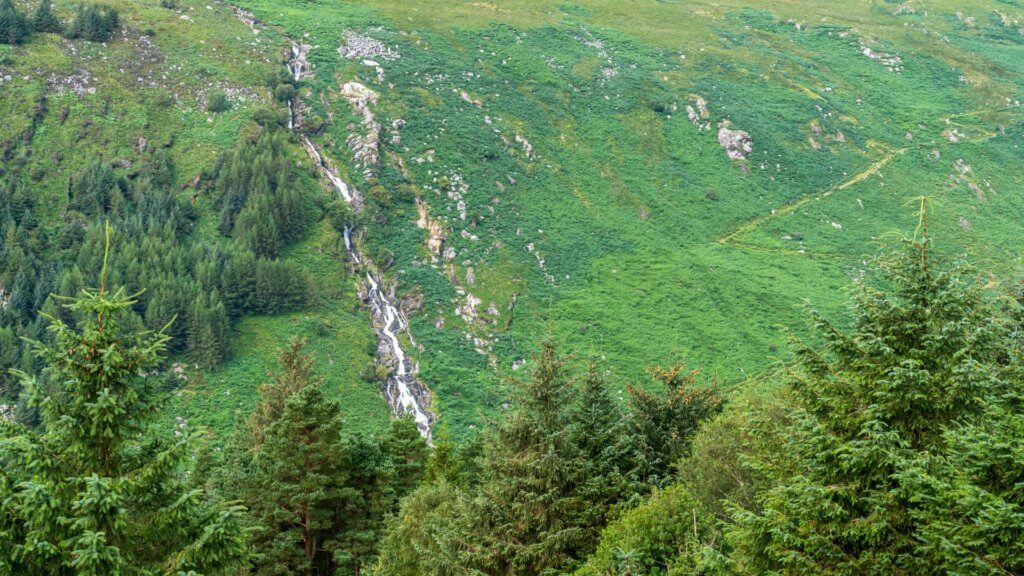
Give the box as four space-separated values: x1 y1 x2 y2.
340 81 381 178
860 44 903 73
338 31 399 62
943 129 965 143
457 293 481 323
686 95 711 130
415 199 448 258
717 120 752 160
136 136 147 153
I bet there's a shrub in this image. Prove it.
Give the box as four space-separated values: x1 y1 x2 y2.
206 90 230 113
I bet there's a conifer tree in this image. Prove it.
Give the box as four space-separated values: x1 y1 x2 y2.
247 384 349 576
629 361 722 486
567 364 642 550
247 337 321 450
726 204 1012 574
384 416 429 500
0 244 248 574
31 2 62 35
464 341 588 575
0 0 30 45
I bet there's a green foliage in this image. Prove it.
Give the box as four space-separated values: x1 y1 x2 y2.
724 233 1020 574
218 338 402 575
383 416 429 500
629 363 723 486
0 0 30 45
273 83 295 104
30 2 61 34
377 343 643 575
66 3 119 43
211 129 316 258
247 383 351 576
0 280 248 574
575 484 713 576
206 90 230 113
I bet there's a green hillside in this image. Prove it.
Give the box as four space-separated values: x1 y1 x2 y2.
2 0 1022 439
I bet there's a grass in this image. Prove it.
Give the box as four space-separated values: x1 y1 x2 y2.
5 0 1024 439
228 0 1024 438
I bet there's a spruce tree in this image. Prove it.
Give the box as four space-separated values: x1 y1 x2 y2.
383 416 429 500
629 361 722 486
0 0 30 45
726 210 1010 574
0 261 248 573
31 2 62 34
465 341 588 575
566 364 642 551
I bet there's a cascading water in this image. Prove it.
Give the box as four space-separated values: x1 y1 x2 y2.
283 40 432 438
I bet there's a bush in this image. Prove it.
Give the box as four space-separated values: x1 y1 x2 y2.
206 90 230 113
273 83 296 104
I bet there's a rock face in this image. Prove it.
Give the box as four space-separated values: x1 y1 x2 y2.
340 81 381 178
415 198 448 258
717 120 752 160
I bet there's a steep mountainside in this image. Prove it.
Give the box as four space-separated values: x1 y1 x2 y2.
2 0 1022 438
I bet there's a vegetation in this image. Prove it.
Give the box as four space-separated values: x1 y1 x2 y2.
2 0 1024 573
0 266 248 574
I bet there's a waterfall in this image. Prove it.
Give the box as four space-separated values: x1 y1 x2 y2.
285 41 432 438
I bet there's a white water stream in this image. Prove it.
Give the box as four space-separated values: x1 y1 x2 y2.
284 42 431 437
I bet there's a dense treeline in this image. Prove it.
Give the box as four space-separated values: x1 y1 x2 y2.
0 1 119 45
4 219 1024 575
0 128 316 412
372 229 1024 575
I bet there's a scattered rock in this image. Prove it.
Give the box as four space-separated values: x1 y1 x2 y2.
339 31 399 62
717 120 752 160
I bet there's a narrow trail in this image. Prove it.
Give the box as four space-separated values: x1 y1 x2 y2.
715 107 1019 257
235 7 433 439
717 143 905 250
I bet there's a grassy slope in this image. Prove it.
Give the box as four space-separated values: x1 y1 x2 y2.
4 0 1022 439
0 0 387 439
232 0 1024 436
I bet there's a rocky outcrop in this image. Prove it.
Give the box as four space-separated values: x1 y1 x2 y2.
686 94 711 131
338 31 399 62
416 198 448 258
340 81 381 179
717 120 752 160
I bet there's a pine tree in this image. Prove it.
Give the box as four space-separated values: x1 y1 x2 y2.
247 337 321 450
0 260 248 573
628 361 722 486
726 208 1011 574
384 416 429 500
247 384 349 576
31 2 62 34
